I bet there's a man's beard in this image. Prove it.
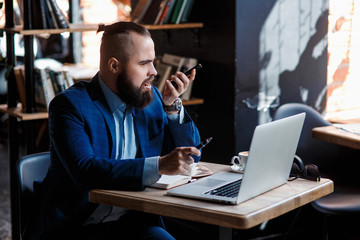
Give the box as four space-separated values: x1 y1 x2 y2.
116 70 153 109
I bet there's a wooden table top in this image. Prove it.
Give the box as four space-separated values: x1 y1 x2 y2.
89 162 333 230
312 125 360 150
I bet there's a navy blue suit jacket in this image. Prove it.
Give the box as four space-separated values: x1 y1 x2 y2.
26 73 201 239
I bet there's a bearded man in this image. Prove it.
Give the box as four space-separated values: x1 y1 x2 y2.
25 21 201 240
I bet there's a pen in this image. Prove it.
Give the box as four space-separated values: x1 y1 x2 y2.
196 137 213 150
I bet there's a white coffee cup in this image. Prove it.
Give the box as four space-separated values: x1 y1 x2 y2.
231 151 249 172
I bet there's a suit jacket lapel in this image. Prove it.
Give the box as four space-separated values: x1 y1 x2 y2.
87 74 117 159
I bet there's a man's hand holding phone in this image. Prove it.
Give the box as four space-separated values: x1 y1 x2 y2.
162 63 202 107
172 63 202 88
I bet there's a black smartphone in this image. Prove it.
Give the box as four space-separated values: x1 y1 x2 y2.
184 63 202 76
171 63 202 88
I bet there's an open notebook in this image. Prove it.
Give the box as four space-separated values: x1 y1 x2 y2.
150 163 213 189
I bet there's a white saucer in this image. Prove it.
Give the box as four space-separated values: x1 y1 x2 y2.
230 165 244 174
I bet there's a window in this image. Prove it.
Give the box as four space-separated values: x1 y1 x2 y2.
325 0 360 121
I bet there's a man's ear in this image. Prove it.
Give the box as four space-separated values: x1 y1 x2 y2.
108 57 121 73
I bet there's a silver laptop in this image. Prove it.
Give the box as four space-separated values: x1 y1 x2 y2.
167 113 306 204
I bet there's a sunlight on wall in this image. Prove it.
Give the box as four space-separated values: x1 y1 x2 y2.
258 0 328 123
325 0 360 120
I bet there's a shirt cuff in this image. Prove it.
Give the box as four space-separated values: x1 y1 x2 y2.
167 106 184 124
143 156 161 186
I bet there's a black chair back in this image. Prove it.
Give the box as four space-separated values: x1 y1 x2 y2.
17 152 50 237
274 103 360 183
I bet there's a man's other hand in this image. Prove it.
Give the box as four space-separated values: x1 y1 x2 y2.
158 147 201 175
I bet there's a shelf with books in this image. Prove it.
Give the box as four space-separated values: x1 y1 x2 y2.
2 22 203 35
13 62 77 114
132 0 196 25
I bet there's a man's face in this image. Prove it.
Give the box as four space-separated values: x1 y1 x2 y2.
116 33 157 109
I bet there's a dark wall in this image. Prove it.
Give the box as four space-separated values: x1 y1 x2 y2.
234 0 277 152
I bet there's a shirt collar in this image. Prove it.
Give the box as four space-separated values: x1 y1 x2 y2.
98 75 129 114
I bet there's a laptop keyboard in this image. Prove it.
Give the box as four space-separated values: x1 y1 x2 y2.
204 179 242 198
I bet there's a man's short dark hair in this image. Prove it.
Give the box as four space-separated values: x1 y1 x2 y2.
97 21 150 37
98 21 151 64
